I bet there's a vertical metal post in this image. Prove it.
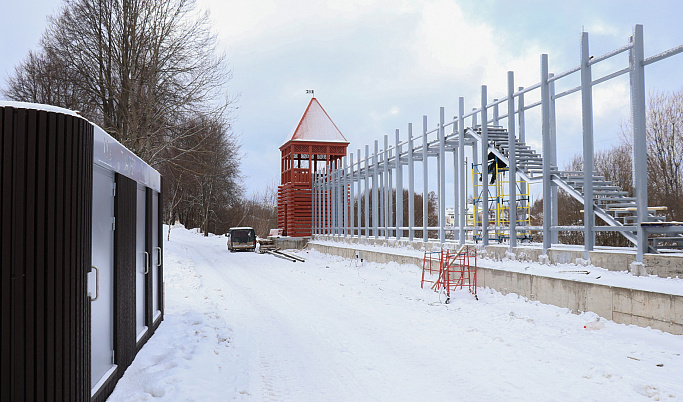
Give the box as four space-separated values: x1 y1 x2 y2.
493 99 499 125
334 166 338 236
327 165 337 235
365 145 370 238
384 135 391 239
338 162 344 237
481 87 489 246
453 149 459 241
388 166 393 238
312 172 317 234
549 73 559 244
423 115 429 242
518 88 525 144
373 140 379 238
453 118 459 242
508 71 517 249
541 54 552 254
408 123 415 241
581 31 595 258
458 98 466 247
439 107 446 244
347 154 353 237
328 166 333 235
379 148 385 237
396 129 403 240
324 168 328 235
324 170 327 235
357 149 362 237
630 24 648 262
518 86 528 229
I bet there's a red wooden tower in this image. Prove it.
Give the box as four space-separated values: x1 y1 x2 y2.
278 98 348 237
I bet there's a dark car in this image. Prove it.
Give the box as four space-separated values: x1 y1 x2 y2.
227 227 256 251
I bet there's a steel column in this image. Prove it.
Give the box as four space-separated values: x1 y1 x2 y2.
379 147 385 237
439 107 446 244
346 155 352 237
493 99 499 125
630 24 648 262
581 31 595 258
549 73 559 244
541 54 552 253
481 86 490 245
357 149 362 236
423 116 429 242
507 71 518 248
373 140 379 238
458 98 466 247
408 123 415 241
518 86 528 226
384 135 390 239
365 145 370 238
396 129 403 239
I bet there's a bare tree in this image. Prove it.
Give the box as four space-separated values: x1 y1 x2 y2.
644 91 683 221
4 0 236 168
5 0 243 235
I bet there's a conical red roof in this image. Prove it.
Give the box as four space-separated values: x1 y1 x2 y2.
285 98 348 144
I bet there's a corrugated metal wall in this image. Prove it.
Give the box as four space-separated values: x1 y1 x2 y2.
0 106 93 401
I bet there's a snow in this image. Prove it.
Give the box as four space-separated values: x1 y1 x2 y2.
108 225 683 401
0 100 82 116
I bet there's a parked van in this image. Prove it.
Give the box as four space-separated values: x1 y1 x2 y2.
227 227 256 251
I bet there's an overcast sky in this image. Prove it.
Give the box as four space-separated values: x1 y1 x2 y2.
2 0 683 200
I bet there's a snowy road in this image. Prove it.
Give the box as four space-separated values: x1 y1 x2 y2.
108 226 683 401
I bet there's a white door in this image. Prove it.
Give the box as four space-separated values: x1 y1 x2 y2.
90 165 116 393
135 184 147 341
152 191 161 321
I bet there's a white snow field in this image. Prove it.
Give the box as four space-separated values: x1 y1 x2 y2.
108 225 683 401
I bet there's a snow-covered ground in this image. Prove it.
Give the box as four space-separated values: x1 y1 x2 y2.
108 225 683 401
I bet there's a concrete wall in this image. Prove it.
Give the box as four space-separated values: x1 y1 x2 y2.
480 244 683 279
273 236 310 250
314 235 683 278
308 238 683 335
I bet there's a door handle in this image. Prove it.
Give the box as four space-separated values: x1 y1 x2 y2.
143 251 150 274
155 246 162 267
89 265 99 301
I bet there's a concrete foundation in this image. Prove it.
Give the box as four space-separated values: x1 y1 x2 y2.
309 235 683 335
273 236 310 250
313 235 683 279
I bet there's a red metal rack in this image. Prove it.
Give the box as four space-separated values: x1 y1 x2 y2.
421 246 478 302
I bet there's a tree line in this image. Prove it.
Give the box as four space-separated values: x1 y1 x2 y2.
3 0 251 236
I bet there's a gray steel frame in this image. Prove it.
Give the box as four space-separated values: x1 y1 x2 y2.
311 25 683 262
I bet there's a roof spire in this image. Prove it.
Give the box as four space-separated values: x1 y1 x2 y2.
284 97 348 144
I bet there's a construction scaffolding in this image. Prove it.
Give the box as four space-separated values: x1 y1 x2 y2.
421 246 478 302
472 159 531 243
